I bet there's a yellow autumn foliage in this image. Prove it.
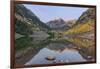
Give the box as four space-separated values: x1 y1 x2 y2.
64 19 95 35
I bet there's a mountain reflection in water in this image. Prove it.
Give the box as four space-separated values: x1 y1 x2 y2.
15 36 95 65
25 43 86 65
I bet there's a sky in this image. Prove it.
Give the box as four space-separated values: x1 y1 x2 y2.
23 4 88 23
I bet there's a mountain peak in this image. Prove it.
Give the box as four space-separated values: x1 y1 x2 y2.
46 18 70 30
47 18 64 25
54 17 63 20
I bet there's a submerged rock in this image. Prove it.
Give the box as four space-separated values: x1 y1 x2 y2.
53 59 69 63
45 56 56 61
65 60 69 63
59 60 65 63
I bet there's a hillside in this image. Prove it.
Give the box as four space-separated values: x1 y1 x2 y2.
15 4 50 35
64 8 95 35
76 8 95 24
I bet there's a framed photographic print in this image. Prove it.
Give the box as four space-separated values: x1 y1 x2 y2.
10 0 96 68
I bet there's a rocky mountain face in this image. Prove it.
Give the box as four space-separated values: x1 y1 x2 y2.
46 18 70 30
76 8 95 24
65 8 95 35
15 4 50 35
